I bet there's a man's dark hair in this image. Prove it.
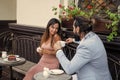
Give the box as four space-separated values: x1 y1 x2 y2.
74 16 93 33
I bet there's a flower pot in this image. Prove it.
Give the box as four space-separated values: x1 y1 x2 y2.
93 18 111 34
61 18 74 30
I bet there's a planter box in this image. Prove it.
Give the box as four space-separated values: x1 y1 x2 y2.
61 18 74 29
61 18 111 34
93 18 111 34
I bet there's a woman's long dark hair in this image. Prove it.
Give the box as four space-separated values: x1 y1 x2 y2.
74 16 93 33
40 18 61 46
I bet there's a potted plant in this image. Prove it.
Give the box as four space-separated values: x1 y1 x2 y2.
52 2 95 29
52 1 120 41
52 3 79 29
92 11 120 42
105 10 120 41
52 0 111 29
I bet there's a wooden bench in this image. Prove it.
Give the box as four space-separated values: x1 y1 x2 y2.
12 61 36 80
12 60 36 75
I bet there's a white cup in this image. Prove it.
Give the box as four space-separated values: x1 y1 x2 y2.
59 41 66 47
43 70 50 78
36 47 42 53
44 67 50 72
2 51 7 58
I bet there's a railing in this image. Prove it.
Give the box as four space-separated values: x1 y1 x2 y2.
0 31 13 51
12 35 41 63
108 53 120 80
63 43 77 60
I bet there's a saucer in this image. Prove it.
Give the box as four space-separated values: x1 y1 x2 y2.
50 69 64 75
3 58 21 62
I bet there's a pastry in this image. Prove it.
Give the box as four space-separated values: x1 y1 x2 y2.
8 55 16 61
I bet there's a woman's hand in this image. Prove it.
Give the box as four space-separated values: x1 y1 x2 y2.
36 47 42 53
36 47 43 55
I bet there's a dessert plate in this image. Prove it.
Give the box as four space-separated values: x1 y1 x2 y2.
50 69 64 75
3 58 21 62
7 55 19 58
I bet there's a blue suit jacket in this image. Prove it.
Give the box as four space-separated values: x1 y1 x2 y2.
56 32 112 80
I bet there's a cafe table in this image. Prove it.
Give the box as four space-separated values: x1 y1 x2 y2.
33 70 72 80
0 57 26 80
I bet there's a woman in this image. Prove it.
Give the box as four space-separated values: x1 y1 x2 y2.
23 18 62 80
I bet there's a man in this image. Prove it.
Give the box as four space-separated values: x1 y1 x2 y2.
54 16 112 80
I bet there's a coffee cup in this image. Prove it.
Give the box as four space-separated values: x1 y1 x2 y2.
43 67 50 78
59 41 66 47
43 70 50 78
36 47 42 53
2 51 7 58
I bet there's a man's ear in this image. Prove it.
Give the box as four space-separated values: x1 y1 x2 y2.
76 26 80 33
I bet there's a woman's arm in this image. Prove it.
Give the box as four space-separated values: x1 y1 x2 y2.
42 34 61 55
42 49 55 55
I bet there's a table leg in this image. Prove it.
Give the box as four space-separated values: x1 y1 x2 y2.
10 66 13 80
0 66 2 78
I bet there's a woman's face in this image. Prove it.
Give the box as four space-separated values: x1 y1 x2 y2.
49 23 59 36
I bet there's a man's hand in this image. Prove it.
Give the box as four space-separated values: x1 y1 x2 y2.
66 38 75 43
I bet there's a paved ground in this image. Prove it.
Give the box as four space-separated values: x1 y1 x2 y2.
0 67 24 80
0 69 10 80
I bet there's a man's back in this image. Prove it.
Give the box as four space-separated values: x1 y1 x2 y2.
76 32 112 80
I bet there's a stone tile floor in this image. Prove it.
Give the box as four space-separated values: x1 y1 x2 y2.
0 74 9 80
0 68 10 80
0 67 24 80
